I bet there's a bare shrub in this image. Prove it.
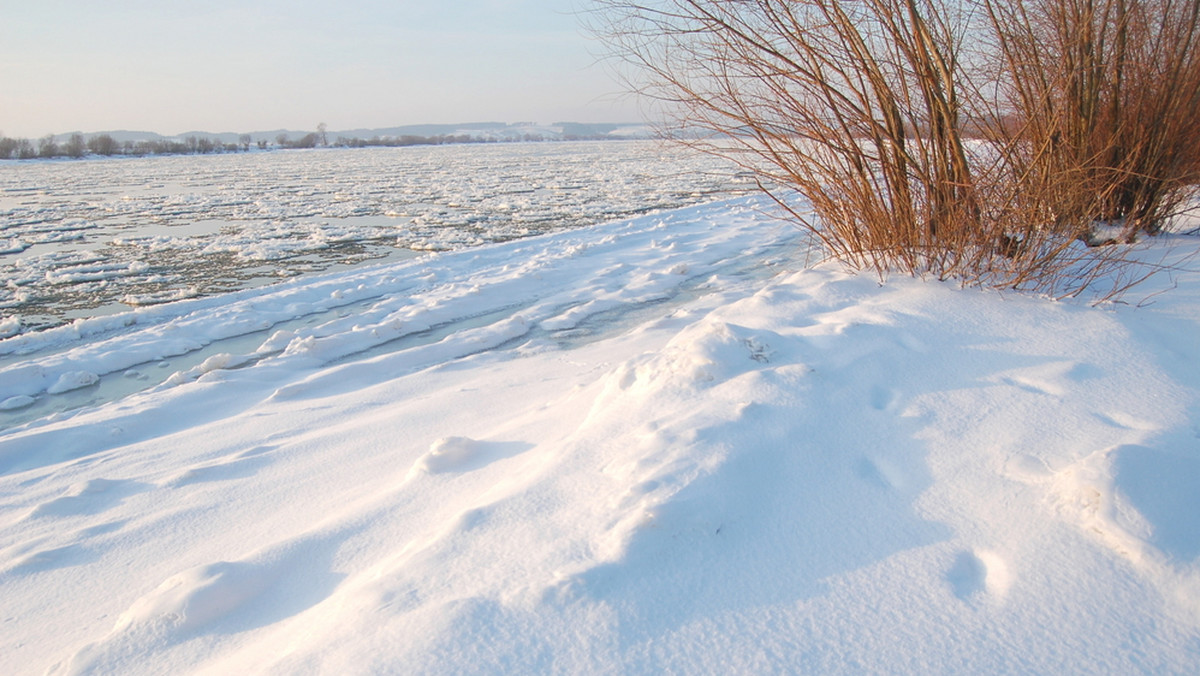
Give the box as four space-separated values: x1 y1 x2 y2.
589 0 1188 299
592 1 994 278
984 0 1200 243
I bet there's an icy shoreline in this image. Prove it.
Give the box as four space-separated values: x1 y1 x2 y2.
2 198 1199 674
0 195 797 432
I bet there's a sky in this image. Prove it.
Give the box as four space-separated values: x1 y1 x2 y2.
0 0 642 138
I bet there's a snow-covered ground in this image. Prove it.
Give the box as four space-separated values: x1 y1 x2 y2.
2 195 1199 674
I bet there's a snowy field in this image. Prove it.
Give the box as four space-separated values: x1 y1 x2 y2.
2 185 1200 673
0 142 749 333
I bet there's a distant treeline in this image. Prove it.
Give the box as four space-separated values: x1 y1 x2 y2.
329 132 580 148
0 133 248 159
0 129 628 161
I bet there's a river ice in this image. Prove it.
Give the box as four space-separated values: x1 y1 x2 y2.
0 141 750 332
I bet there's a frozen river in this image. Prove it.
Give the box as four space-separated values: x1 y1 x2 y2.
0 141 751 334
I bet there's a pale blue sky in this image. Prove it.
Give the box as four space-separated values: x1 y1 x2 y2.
0 0 638 138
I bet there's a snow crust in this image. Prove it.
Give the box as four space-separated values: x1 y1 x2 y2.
2 196 1199 674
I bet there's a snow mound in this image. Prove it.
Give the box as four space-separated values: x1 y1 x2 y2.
116 561 266 634
49 562 267 676
413 436 486 474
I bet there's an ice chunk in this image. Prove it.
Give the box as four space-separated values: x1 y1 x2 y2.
0 315 19 339
0 394 35 410
47 370 100 394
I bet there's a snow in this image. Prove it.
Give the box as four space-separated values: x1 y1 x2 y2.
2 195 1199 674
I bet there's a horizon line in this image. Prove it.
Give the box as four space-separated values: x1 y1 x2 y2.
2 120 651 142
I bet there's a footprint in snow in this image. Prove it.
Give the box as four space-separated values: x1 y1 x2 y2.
857 456 910 492
161 452 274 488
947 549 1011 601
869 385 899 412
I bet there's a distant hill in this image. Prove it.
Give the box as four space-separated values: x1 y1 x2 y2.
50 122 652 145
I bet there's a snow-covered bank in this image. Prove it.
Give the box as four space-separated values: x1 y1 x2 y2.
2 197 1199 674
